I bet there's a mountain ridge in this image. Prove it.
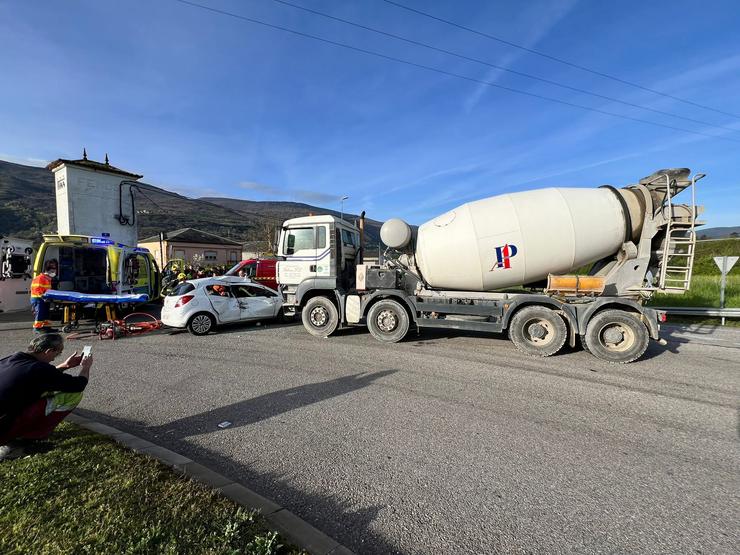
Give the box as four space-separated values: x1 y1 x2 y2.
0 159 382 248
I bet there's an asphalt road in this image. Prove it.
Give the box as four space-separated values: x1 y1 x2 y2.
1 313 738 554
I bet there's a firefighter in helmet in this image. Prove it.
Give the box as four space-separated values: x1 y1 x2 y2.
30 260 58 332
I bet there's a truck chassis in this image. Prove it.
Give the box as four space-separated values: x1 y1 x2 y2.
298 287 664 364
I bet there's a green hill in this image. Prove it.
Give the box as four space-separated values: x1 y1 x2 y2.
0 159 382 248
693 238 740 275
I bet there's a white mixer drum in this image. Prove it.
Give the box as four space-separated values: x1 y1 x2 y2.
414 187 626 291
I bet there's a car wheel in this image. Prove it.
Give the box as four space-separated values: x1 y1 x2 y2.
187 312 215 336
366 299 410 343
509 306 567 357
583 309 649 364
301 296 339 337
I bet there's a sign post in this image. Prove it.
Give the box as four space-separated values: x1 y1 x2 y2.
713 256 739 325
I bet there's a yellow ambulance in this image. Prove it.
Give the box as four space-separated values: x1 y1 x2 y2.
33 234 161 301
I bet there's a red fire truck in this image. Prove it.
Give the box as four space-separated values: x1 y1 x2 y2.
225 257 278 291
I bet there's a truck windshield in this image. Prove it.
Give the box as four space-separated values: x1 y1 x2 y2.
283 228 315 255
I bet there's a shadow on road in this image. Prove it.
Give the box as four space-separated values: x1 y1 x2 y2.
77 370 403 553
148 369 397 440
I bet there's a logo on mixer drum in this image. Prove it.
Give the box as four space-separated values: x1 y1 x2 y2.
491 244 518 270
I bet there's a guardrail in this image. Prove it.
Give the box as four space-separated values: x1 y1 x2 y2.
653 307 740 317
653 306 740 325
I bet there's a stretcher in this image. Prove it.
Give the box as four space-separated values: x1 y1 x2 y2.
42 289 150 332
43 290 150 304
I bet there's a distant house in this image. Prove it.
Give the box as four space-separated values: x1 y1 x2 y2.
139 228 242 267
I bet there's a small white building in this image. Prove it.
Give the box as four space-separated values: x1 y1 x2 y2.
47 151 143 247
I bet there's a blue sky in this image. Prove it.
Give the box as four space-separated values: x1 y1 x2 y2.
1 0 739 226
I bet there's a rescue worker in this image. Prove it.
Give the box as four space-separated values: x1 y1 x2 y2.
177 272 187 284
30 260 57 332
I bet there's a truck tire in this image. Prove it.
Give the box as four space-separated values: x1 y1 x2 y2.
367 299 410 343
583 309 649 364
187 312 215 336
302 296 339 337
509 306 567 357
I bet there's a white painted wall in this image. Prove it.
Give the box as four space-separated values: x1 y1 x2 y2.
53 164 140 247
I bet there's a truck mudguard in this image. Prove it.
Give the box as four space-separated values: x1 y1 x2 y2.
295 277 339 307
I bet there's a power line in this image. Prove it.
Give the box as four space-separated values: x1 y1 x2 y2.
171 0 740 143
381 0 740 120
266 0 738 134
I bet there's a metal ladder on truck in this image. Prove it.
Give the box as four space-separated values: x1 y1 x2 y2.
656 172 704 293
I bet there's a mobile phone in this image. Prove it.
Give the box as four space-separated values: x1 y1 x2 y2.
82 345 92 359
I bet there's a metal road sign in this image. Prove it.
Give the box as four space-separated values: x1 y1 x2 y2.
713 256 738 324
713 256 738 275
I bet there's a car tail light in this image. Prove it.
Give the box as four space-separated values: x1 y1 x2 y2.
658 311 667 323
174 295 194 308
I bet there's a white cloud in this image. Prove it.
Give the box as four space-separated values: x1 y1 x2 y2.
238 181 342 204
0 154 49 167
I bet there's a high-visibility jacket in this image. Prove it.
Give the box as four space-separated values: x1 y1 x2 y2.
30 273 52 299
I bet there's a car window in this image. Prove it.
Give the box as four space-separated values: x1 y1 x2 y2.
231 285 253 298
169 283 194 296
247 285 277 298
242 262 257 277
205 285 230 297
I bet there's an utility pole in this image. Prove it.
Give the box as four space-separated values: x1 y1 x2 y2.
340 195 349 221
158 232 165 268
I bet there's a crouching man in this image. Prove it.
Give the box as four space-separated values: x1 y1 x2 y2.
0 333 92 461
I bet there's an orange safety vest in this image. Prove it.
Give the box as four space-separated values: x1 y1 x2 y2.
30 273 52 299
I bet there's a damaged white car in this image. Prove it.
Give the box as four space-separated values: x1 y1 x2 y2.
161 277 284 335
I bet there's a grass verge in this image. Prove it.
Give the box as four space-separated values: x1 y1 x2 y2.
650 274 739 308
0 422 304 555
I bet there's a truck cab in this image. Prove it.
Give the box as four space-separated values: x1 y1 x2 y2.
34 234 161 301
276 215 360 320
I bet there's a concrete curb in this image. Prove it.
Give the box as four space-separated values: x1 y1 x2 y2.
66 413 354 555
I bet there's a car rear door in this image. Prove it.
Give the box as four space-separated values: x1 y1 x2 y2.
206 284 241 323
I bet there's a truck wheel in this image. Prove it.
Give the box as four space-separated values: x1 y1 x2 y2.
583 309 649 364
367 299 409 343
509 306 567 357
302 296 339 337
187 312 215 335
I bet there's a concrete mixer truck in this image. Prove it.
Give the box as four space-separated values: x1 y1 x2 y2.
276 169 703 363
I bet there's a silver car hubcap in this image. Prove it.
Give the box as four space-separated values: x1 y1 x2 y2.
192 315 211 333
